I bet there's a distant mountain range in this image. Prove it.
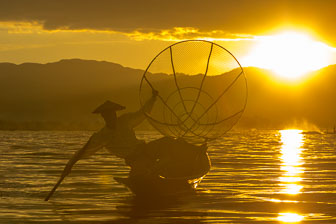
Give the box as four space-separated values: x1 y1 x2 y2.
0 59 335 131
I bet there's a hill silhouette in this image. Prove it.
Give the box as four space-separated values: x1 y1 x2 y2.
0 59 144 130
0 59 335 130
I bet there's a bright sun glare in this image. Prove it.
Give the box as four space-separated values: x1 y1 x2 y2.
242 31 335 80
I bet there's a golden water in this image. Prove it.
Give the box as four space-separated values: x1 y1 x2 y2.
1 130 336 223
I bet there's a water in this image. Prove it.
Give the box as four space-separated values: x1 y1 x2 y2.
1 130 336 223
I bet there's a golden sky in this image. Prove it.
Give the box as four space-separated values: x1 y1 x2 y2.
1 0 336 77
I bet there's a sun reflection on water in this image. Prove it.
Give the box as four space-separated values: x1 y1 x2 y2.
278 130 305 223
277 213 304 222
279 130 304 195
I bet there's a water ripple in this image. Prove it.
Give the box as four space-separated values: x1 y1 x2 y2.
1 130 336 223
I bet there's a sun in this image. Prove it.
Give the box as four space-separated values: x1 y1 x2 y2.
242 31 335 80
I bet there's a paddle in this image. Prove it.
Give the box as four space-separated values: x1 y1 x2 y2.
44 138 93 201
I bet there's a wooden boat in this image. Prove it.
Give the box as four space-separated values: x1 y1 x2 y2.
115 137 211 196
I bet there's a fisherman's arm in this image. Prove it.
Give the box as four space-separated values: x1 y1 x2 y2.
120 89 158 128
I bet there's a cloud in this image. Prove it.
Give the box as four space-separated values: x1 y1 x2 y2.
0 21 257 43
126 27 256 41
1 0 336 44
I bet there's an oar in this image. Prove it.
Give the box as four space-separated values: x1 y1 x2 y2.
45 138 93 201
44 155 80 201
44 174 67 201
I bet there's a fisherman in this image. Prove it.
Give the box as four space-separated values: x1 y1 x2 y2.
45 89 158 201
82 89 158 159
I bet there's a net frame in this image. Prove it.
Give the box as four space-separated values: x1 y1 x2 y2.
139 40 248 142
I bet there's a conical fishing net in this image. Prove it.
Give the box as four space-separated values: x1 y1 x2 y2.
140 40 247 143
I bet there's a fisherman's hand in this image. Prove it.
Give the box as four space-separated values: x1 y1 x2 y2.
152 89 159 97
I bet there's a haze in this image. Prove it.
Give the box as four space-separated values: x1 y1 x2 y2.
1 0 336 130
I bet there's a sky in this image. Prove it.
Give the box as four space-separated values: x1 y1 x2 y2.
1 0 336 74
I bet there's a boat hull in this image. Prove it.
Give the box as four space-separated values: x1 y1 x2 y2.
118 137 211 196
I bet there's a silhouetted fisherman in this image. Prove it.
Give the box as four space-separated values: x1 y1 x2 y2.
45 89 158 201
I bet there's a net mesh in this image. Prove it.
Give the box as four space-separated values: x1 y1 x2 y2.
140 40 247 143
